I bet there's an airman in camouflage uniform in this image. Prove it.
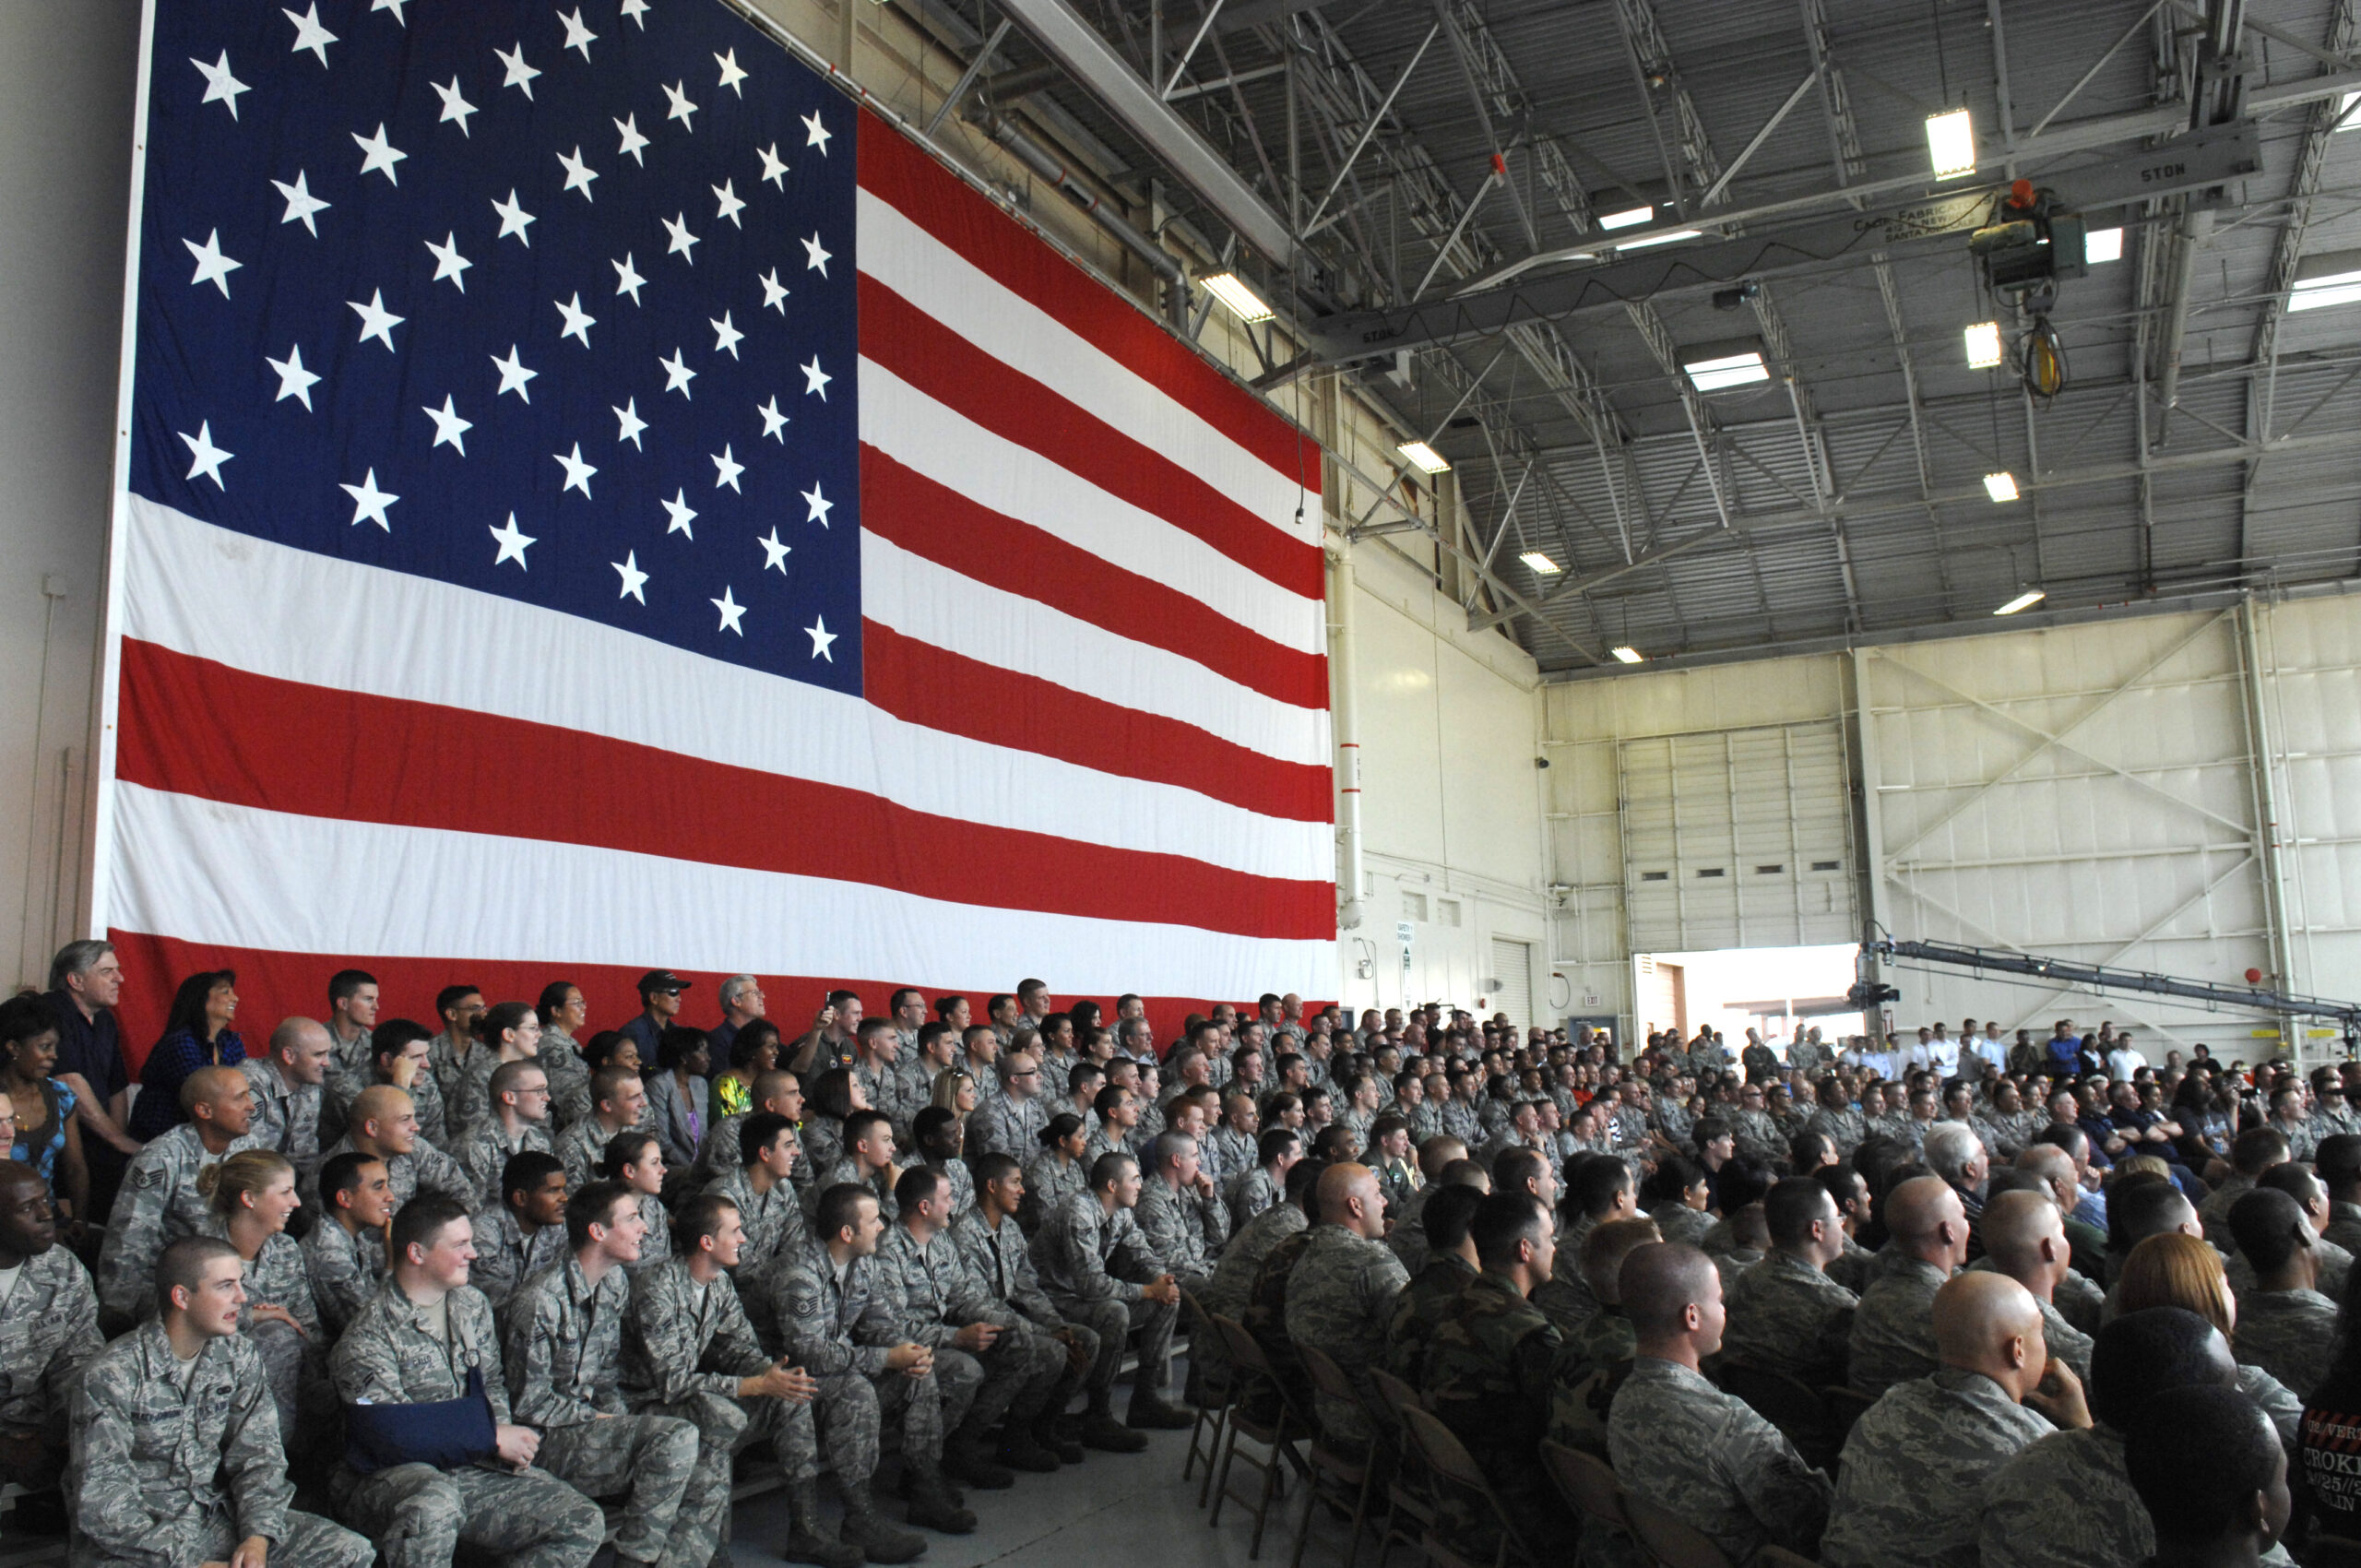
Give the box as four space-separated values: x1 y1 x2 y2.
1849 1253 1949 1395
453 1107 553 1213
538 1026 593 1130
1029 1155 1185 1429
312 1087 473 1214
1283 1165 1407 1449
239 1019 329 1187
967 1055 1048 1161
1819 1367 2052 1567
1196 1186 1309 1384
951 1154 1118 1455
193 1211 323 1446
303 1204 386 1338
470 1192 568 1313
1385 1248 1474 1384
95 1069 259 1324
1722 1250 1857 1390
501 1207 710 1568
1134 1133 1230 1290
71 1300 373 1568
1610 1358 1831 1562
0 1165 101 1497
2236 1284 2339 1398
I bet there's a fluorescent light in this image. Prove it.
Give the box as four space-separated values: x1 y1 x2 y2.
1994 588 2047 616
2291 267 2361 312
1983 471 2020 503
1199 271 1274 323
1964 321 2003 369
2340 89 2361 129
1683 350 1770 391
2085 227 2124 265
1397 440 1451 474
1618 228 1703 251
1599 205 1654 230
1519 551 1562 575
1926 108 1976 178
1610 646 1644 664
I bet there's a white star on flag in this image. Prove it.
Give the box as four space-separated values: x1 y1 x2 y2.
713 179 745 227
758 144 788 189
622 0 651 27
613 550 648 602
615 113 650 165
490 512 536 567
711 586 746 635
710 311 743 358
341 469 398 529
558 147 599 201
435 77 477 135
803 108 832 154
184 231 243 297
426 232 472 291
664 213 701 263
273 172 330 235
349 290 404 350
192 51 250 119
802 481 833 527
659 348 697 398
559 7 598 61
492 190 536 245
267 344 321 409
801 355 831 398
555 293 597 346
422 395 472 453
613 398 648 449
760 269 789 313
662 489 698 538
180 422 232 488
665 80 699 130
806 614 838 660
802 232 831 276
757 397 788 440
491 344 537 400
373 0 409 25
716 48 749 95
353 124 407 184
554 443 598 497
282 5 338 66
613 253 647 304
759 527 791 572
711 444 744 492
496 42 540 98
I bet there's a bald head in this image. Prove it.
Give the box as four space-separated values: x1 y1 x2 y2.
1982 1190 2068 1293
1887 1175 1970 1270
182 1063 245 1115
270 1016 329 1057
2015 1145 2077 1210
1933 1272 2046 1394
350 1086 417 1154
1319 1161 1385 1239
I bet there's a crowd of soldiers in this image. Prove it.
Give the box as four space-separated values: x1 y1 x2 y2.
0 939 2341 1568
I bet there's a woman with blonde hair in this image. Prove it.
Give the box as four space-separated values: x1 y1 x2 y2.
931 1066 978 1117
2114 1231 2302 1444
196 1148 321 1444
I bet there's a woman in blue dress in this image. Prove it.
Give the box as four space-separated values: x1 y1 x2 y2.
128 968 245 1141
0 994 87 1229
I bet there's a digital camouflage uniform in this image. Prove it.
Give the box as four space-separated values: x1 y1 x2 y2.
623 1255 822 1565
1419 1271 1566 1553
301 1217 386 1339
1531 1271 1601 1338
1019 1150 1088 1238
311 1133 472 1214
502 1255 709 1568
1818 1367 2048 1568
1133 1175 1228 1291
469 1205 568 1313
554 1115 628 1193
0 1244 103 1490
194 1217 323 1446
1227 1166 1283 1232
537 1030 592 1131
94 1123 261 1323
1608 1357 1832 1566
1030 1191 1177 1403
874 1221 1062 1436
1195 1202 1308 1381
950 1206 1102 1415
1283 1226 1407 1448
320 1027 374 1120
1383 1251 1474 1384
1804 1107 1868 1158
1847 1254 1948 1396
69 1323 372 1568
452 1116 553 1213
1979 1422 2298 1568
2236 1286 2340 1398
768 1241 947 1484
1720 1251 1857 1390
855 1057 921 1149
1649 1202 1714 1251
328 1277 605 1568
239 1057 324 1186
967 1090 1047 1164
1385 1183 1440 1276
323 1065 449 1152
1730 1108 1784 1164
2229 1235 2354 1301
428 1035 500 1145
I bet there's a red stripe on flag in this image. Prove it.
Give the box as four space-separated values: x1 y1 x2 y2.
103 930 1329 1077
858 117 1317 491
861 445 1327 712
860 622 1333 826
860 275 1322 600
116 639 1335 940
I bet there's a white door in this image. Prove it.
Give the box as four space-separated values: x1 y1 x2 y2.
1489 936 1534 1031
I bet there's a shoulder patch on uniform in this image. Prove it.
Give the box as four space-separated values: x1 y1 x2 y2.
129 1165 164 1190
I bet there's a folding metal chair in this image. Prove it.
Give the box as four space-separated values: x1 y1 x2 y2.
1395 1406 1539 1568
1621 1492 1738 1568
1209 1314 1299 1559
1364 1368 1433 1568
1180 1288 1236 1503
1291 1344 1381 1568
1715 1358 1841 1469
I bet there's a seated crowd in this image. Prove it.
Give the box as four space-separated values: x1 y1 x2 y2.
0 944 2340 1567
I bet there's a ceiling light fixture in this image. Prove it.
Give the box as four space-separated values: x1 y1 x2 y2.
1964 321 2003 369
2290 249 2361 312
1199 270 1274 323
1610 646 1644 664
1926 108 1976 178
2085 227 2124 265
1397 440 1451 474
1994 588 2047 615
1519 551 1562 575
1599 205 1654 230
2339 89 2361 130
1983 471 2020 503
1678 338 1772 392
1617 227 1703 250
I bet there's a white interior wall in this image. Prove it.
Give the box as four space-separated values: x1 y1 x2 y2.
0 4 139 992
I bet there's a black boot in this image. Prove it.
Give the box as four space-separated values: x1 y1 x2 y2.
905 1471 979 1536
781 1478 865 1568
942 1429 1016 1491
836 1479 927 1564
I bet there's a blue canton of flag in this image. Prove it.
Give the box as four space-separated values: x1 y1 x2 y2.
128 0 861 693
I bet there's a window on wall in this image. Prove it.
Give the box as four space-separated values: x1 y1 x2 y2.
1437 898 1462 927
1402 891 1429 922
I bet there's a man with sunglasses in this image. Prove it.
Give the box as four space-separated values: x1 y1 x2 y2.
623 970 693 1066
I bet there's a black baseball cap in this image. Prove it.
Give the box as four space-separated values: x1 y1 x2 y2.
637 969 693 995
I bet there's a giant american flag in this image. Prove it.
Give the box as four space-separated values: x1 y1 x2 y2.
97 0 1333 1054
